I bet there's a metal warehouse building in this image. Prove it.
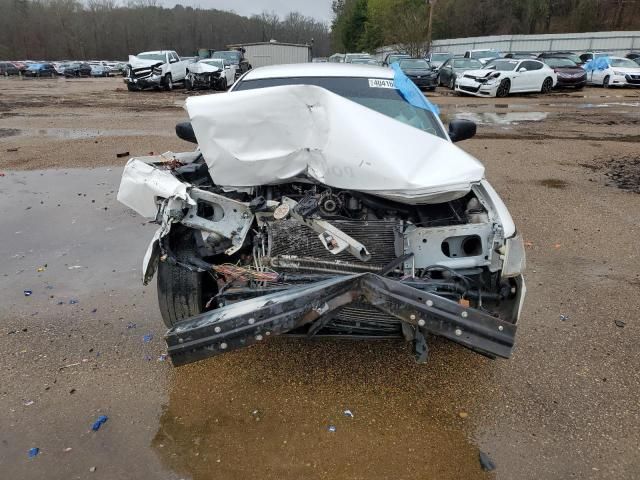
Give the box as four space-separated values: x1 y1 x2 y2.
227 41 312 68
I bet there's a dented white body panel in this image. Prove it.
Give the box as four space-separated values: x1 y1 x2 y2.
186 85 485 204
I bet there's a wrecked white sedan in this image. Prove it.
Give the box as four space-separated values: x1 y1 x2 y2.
118 63 526 366
456 59 557 97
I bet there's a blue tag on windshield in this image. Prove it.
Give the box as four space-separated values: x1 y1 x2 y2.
391 62 440 116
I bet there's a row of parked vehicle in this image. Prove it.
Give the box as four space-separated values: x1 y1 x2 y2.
123 49 251 92
359 48 640 97
0 59 128 78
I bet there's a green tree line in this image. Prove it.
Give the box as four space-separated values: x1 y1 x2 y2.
0 0 331 60
331 0 640 54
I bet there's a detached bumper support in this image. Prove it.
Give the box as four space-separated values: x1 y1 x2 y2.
165 273 517 367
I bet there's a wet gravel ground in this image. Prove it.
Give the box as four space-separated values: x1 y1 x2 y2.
1 77 639 479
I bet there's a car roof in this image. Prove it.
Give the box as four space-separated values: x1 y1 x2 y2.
139 51 172 55
241 63 395 81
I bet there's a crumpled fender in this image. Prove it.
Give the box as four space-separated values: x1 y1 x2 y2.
117 158 195 219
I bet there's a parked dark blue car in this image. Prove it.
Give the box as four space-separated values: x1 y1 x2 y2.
24 63 57 77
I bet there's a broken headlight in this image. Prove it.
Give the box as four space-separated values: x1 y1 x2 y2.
152 66 162 75
500 233 526 278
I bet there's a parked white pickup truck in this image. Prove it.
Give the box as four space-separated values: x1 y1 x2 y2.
125 50 188 91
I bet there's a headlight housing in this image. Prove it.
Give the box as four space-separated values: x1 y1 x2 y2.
152 67 162 75
612 70 624 75
500 233 526 278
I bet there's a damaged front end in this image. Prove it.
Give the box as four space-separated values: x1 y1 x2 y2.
117 84 525 367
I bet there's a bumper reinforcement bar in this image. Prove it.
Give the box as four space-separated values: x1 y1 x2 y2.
165 273 517 366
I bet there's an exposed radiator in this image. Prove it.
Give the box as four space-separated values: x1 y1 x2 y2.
267 218 400 273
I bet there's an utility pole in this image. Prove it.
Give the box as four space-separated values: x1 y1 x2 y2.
426 0 436 54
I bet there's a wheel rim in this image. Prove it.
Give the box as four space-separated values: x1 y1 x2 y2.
543 78 552 93
604 76 609 87
449 77 455 89
497 80 509 97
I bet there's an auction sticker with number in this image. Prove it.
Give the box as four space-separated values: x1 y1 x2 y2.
368 79 395 89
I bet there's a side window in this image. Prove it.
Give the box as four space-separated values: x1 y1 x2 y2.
520 61 540 71
580 54 590 62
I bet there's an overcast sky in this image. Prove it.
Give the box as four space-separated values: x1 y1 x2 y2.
174 0 333 23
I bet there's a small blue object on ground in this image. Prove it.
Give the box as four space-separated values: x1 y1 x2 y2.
28 447 39 458
143 333 153 343
91 415 108 431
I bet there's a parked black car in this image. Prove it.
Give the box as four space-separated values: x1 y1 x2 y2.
0 62 20 75
542 57 587 89
398 58 438 90
64 62 92 77
24 63 57 77
538 51 584 66
383 52 411 67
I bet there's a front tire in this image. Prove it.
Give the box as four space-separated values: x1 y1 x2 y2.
541 77 553 93
496 79 511 97
603 75 610 88
164 74 173 91
219 78 227 91
448 76 456 90
157 237 206 328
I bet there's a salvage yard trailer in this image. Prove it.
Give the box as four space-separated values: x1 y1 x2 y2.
226 42 312 68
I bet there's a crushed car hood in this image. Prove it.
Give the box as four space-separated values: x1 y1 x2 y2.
189 62 222 74
463 69 499 78
186 85 485 204
128 55 163 69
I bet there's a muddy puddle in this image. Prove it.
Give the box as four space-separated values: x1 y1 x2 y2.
0 127 172 140
586 156 640 194
152 339 495 480
538 178 569 189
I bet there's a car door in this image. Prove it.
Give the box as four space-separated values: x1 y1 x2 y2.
524 61 546 91
439 59 452 85
510 61 531 91
590 59 608 85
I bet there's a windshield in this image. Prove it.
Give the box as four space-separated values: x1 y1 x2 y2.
470 50 499 59
201 59 224 68
399 59 430 69
610 58 637 68
234 76 445 138
137 53 166 62
453 59 483 69
549 53 582 64
212 51 241 63
545 58 577 68
485 60 518 71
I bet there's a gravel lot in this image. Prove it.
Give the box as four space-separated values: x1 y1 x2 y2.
1 76 639 480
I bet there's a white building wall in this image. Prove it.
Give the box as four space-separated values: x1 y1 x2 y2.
375 31 640 58
430 31 640 56
242 44 311 68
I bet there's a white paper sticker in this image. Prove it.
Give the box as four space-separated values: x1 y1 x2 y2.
368 78 395 89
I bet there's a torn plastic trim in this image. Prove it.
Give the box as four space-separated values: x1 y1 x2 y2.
165 273 516 367
117 158 196 219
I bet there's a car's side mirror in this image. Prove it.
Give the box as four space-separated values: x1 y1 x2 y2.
448 120 476 143
518 67 527 72
175 122 198 144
